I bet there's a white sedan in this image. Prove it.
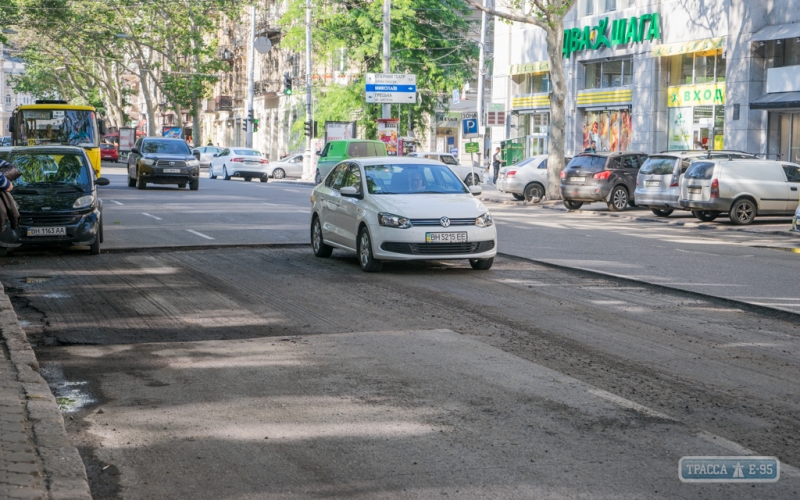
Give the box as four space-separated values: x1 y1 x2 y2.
192 146 223 168
310 157 497 272
269 154 304 179
209 147 270 182
495 155 549 201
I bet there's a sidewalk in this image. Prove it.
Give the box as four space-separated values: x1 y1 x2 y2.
0 292 91 500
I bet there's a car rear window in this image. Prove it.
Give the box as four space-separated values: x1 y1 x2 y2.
566 155 606 171
233 149 260 156
640 157 677 175
685 161 716 179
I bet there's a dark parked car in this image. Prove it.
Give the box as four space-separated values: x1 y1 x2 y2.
0 146 110 256
127 137 200 190
559 151 647 211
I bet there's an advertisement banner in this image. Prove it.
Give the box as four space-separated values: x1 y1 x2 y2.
668 107 692 150
118 128 136 152
377 118 400 156
324 121 356 142
162 127 182 139
668 83 726 107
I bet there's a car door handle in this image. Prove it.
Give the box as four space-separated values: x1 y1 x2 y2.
791 187 798 191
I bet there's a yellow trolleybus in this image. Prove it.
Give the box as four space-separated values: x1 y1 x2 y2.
9 100 106 176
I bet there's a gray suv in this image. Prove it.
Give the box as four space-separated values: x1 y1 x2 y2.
559 152 647 211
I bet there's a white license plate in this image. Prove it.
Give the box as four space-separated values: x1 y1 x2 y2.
570 177 585 183
28 227 66 237
163 168 181 173
688 187 702 194
426 232 467 243
246 161 260 165
645 180 661 187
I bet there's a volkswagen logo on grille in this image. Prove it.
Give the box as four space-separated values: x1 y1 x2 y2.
169 161 176 166
440 217 450 227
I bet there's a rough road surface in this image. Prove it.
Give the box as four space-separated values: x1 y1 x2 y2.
1 247 798 498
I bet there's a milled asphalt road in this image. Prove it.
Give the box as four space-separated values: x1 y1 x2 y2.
4 247 799 498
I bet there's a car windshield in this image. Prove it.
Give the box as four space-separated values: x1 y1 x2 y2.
233 149 260 156
640 157 677 175
685 161 716 179
567 155 606 171
364 164 469 195
16 109 97 148
142 140 191 155
10 152 90 187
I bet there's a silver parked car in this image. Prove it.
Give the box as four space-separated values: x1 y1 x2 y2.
635 151 757 217
496 155 549 201
192 146 223 168
679 159 800 224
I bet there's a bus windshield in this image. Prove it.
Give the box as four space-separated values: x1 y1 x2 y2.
15 109 98 148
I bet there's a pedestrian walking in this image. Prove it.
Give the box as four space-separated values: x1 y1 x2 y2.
492 147 504 184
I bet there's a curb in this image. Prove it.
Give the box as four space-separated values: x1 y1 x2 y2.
268 179 315 187
0 291 92 500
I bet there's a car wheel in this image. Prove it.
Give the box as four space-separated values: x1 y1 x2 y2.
273 168 286 180
729 199 756 225
260 176 268 183
357 226 382 272
0 246 8 257
315 170 322 184
563 200 583 210
223 166 231 180
464 173 478 186
136 171 146 190
607 186 628 212
90 228 101 255
469 257 494 270
692 210 718 222
311 216 333 258
127 174 136 187
651 208 674 217
189 180 199 191
524 183 544 202
209 166 217 179
511 193 524 201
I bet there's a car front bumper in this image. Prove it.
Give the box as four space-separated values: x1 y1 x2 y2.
139 165 200 184
0 209 100 248
370 223 497 261
560 183 611 202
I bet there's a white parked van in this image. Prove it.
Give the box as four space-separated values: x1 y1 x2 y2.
679 159 800 224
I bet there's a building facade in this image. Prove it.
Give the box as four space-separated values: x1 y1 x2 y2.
0 49 33 137
492 0 800 162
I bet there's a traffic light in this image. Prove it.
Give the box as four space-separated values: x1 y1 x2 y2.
283 72 293 96
242 118 247 132
303 120 312 137
253 118 259 133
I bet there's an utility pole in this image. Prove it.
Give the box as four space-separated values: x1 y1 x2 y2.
303 0 313 181
382 0 391 119
245 5 255 148
476 0 488 174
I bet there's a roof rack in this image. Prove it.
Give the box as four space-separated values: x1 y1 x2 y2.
34 100 69 105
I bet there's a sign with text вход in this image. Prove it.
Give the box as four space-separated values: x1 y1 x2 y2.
668 82 726 107
366 73 417 104
563 12 661 58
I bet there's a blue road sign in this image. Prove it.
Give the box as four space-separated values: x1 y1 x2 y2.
679 456 780 483
365 84 417 92
462 116 479 138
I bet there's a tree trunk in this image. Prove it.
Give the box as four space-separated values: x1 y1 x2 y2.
192 97 202 147
545 25 566 200
139 69 157 136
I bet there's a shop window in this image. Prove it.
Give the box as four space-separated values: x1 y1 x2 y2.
669 50 725 86
512 73 551 95
531 113 549 134
772 39 800 68
584 58 633 89
582 110 632 152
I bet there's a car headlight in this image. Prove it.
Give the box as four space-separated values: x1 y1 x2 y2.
73 195 94 209
378 212 412 229
186 159 200 167
475 212 494 228
140 158 155 166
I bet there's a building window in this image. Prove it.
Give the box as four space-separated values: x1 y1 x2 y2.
583 110 632 152
4 95 9 105
771 39 800 68
584 58 633 89
668 50 726 85
512 72 552 95
603 0 616 12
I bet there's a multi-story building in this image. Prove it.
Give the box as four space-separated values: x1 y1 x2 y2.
0 48 33 137
492 0 800 162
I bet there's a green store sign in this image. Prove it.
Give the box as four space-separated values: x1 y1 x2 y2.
563 12 662 58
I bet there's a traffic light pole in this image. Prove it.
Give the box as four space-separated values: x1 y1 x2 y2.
245 5 255 148
302 0 314 181
382 0 391 119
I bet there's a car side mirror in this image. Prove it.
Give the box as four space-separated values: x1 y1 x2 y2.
316 151 322 156
340 186 360 198
469 185 482 195
213 153 218 157
131 147 140 155
95 177 110 186
193 151 201 161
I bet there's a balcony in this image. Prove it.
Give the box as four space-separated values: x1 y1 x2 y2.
215 95 232 111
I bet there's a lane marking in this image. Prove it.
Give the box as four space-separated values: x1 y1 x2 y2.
186 229 215 240
588 388 676 421
109 200 124 206
697 431 800 478
141 213 162 220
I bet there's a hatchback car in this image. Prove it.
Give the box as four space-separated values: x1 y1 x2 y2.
407 152 480 186
192 146 223 168
100 143 119 163
0 146 110 256
559 152 647 211
127 137 200 190
310 157 496 272
679 159 800 224
267 153 304 179
635 151 758 217
209 148 270 182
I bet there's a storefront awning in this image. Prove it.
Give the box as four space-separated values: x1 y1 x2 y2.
750 91 800 109
751 23 800 42
652 36 725 57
